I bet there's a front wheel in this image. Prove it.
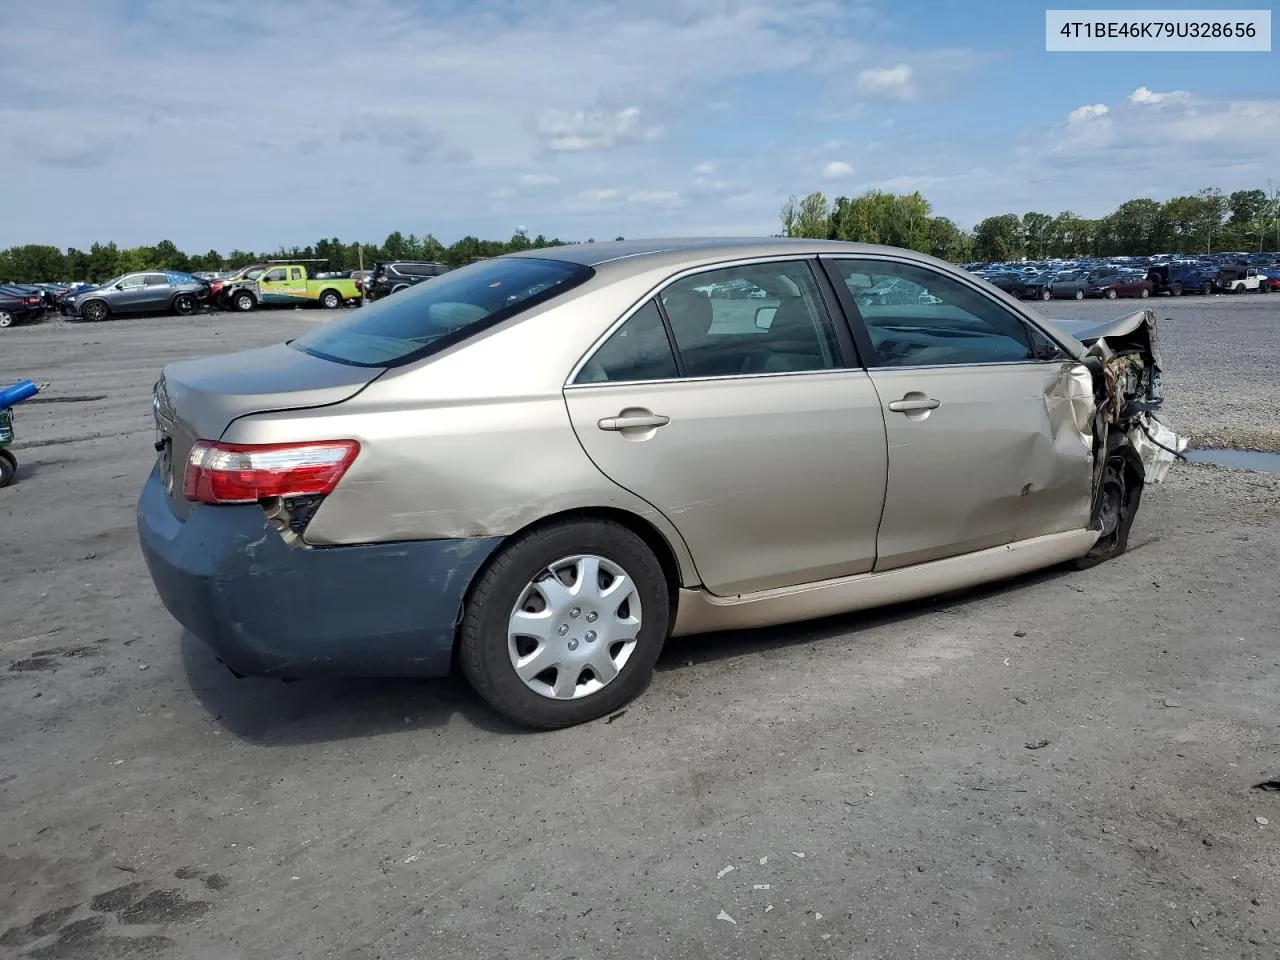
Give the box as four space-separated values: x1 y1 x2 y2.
1039 288 1051 301
319 289 341 309
1140 287 1150 298
1104 288 1118 299
80 299 110 322
1074 289 1084 300
1074 438 1144 569
0 449 16 487
232 291 256 312
459 519 671 729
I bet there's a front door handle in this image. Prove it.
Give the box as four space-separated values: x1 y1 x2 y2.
598 413 671 431
888 396 941 413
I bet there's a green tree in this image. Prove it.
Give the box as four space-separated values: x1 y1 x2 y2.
1021 212 1053 258
972 214 1024 262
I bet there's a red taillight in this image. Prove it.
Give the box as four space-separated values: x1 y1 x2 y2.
183 440 360 504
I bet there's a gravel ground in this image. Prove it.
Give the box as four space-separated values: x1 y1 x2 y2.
1 303 1278 960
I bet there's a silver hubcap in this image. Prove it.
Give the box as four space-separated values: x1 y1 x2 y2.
0 311 11 327
507 554 641 700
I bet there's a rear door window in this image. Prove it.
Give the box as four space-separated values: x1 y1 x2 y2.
658 261 842 377
574 301 678 383
292 256 593 368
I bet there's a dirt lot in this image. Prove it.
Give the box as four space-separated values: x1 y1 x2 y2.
2 298 1278 960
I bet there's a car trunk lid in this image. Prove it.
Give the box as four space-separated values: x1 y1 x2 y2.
153 343 382 518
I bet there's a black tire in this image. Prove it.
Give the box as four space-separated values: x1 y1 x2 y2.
1074 437 1144 569
0 310 13 329
319 289 341 309
1198 282 1210 296
172 293 196 316
459 518 671 729
80 299 110 322
1039 288 1051 301
1234 283 1246 294
1170 282 1183 296
1073 289 1084 300
232 290 256 312
0 448 16 487
1140 287 1150 298
1104 288 1118 300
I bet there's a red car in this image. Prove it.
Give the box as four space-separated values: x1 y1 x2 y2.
1088 273 1154 299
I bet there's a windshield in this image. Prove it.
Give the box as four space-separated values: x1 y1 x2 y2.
291 255 593 367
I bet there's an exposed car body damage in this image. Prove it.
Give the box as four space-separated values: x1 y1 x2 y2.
1052 309 1189 486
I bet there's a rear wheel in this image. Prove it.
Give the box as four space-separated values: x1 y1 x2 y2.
232 291 256 312
0 449 16 487
1074 289 1084 300
1104 288 1118 299
1199 282 1211 296
1170 282 1184 296
319 289 341 309
459 519 670 729
81 299 109 322
1039 288 1051 301
1234 283 1246 294
1074 437 1144 569
390 283 410 295
172 293 196 316
0 310 13 328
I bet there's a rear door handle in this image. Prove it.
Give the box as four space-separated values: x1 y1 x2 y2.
598 413 670 431
887 397 941 413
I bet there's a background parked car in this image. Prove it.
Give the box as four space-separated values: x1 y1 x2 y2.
364 260 449 300
65 271 211 322
1047 271 1089 299
1086 270 1153 299
0 285 46 328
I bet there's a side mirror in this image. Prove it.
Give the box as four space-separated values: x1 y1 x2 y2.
115 283 125 290
754 306 777 330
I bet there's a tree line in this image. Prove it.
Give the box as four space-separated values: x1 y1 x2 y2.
5 185 1279 283
0 231 616 284
781 186 1280 262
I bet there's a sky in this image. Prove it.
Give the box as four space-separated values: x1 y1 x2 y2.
1 0 1277 251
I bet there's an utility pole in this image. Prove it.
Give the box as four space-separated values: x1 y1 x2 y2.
358 245 365 308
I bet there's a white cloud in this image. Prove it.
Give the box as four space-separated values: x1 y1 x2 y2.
531 105 663 152
692 161 719 174
517 173 560 187
821 160 855 180
854 63 914 100
1068 103 1109 123
1128 86 1191 106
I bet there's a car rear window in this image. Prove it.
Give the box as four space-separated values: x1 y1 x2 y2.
290 256 593 368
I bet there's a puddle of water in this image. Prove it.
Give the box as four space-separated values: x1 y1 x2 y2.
1185 448 1280 474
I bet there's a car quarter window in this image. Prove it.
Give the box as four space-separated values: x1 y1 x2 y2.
828 259 1034 368
574 300 679 384
659 260 841 378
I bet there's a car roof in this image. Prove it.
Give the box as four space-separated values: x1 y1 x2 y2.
504 236 962 276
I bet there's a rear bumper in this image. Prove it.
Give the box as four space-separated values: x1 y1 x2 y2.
136 467 503 678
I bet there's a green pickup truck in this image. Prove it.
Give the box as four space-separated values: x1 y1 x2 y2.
224 264 361 312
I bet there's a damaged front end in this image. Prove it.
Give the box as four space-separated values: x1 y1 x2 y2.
1061 309 1189 486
